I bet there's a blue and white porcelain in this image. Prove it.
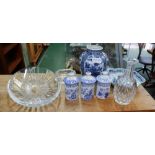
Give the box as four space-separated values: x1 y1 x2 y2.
107 68 146 86
96 71 111 99
81 72 96 100
80 45 109 77
64 76 79 101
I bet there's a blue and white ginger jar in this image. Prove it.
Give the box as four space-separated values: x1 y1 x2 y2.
80 45 109 77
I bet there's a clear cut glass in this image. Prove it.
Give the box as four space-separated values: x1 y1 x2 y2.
55 69 76 84
7 67 61 108
113 59 138 105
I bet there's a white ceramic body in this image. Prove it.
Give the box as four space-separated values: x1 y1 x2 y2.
96 82 111 99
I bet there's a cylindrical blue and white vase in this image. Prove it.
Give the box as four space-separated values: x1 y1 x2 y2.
96 71 111 99
64 76 79 101
81 72 96 100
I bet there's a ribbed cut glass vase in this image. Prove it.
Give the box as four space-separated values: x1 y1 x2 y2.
113 59 138 105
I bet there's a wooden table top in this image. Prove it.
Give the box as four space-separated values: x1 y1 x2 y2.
0 75 155 112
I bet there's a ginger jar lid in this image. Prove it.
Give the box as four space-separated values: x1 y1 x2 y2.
96 71 111 83
86 45 103 51
81 72 96 84
64 76 79 85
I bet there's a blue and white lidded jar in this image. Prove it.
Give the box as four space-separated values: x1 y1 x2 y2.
81 72 96 100
96 71 111 99
80 45 109 77
64 76 79 101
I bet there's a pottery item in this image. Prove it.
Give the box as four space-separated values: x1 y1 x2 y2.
64 75 79 101
96 71 111 99
80 45 109 77
81 72 96 100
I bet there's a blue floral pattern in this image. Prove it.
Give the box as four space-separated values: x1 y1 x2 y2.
80 48 109 77
64 76 79 101
96 82 110 99
81 83 94 100
65 84 79 101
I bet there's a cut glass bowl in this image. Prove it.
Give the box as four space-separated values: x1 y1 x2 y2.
7 67 61 107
